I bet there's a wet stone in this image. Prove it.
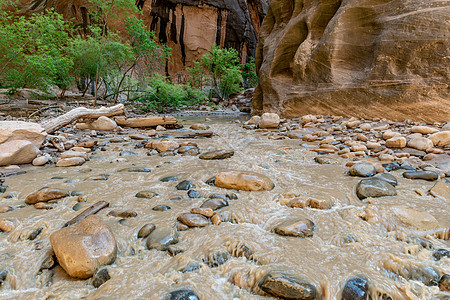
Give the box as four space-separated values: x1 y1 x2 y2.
187 190 201 198
135 191 158 199
0 269 7 285
215 170 274 191
205 176 215 186
206 250 231 267
93 268 110 288
199 150 234 160
373 173 397 186
403 171 439 181
160 176 178 182
146 227 179 251
107 210 137 218
428 181 450 199
273 218 315 238
85 174 109 181
119 167 151 173
382 161 401 172
259 271 317 300
200 198 229 210
0 185 8 193
408 266 441 286
439 274 450 292
176 180 195 190
120 151 137 157
167 288 199 300
167 245 184 256
177 213 210 227
342 276 369 300
25 188 68 204
152 205 171 211
137 223 156 239
433 249 450 261
349 163 376 177
314 157 337 164
28 227 42 240
191 208 214 217
356 178 397 200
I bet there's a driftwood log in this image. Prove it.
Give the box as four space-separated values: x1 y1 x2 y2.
63 201 109 227
114 116 177 127
41 104 124 134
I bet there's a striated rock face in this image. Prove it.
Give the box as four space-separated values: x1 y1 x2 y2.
141 0 268 80
254 0 450 122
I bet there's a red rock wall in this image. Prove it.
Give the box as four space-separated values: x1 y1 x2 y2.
253 0 450 122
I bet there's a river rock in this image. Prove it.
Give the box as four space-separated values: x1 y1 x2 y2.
191 208 214 217
349 163 376 177
342 277 369 300
273 218 315 238
190 124 208 130
50 215 117 279
429 131 450 147
215 170 274 191
167 288 199 300
259 113 280 129
429 181 450 200
92 268 110 288
440 274 450 291
0 219 14 232
201 198 229 211
433 249 450 261
76 116 117 131
407 137 434 151
199 150 234 160
138 223 156 239
259 271 317 300
0 140 40 166
437 162 450 177
153 140 179 152
135 191 158 199
56 157 85 167
107 210 137 218
177 213 210 227
176 180 195 190
32 155 49 166
247 116 261 126
61 151 89 161
0 121 46 147
356 178 397 200
411 126 439 134
146 227 179 251
373 173 397 186
25 188 68 204
402 171 439 181
385 136 406 148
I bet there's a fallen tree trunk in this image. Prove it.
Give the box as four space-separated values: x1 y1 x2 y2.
114 116 178 128
40 104 124 134
63 201 109 227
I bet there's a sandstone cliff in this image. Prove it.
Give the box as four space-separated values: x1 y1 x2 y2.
141 0 268 81
253 0 450 122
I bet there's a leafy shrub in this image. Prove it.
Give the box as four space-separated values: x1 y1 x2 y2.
135 75 206 112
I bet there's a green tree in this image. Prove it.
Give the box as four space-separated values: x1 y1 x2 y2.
188 44 243 100
0 7 74 97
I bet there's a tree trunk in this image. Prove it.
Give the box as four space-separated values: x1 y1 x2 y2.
40 104 124 134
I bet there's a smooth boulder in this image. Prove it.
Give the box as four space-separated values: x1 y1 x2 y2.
50 215 117 279
0 121 47 147
0 140 40 166
429 131 450 147
259 271 317 300
199 150 234 160
342 277 369 300
259 113 280 129
356 178 397 200
25 188 68 204
215 170 274 191
273 218 315 238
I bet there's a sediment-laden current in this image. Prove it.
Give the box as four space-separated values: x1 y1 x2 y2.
0 115 449 299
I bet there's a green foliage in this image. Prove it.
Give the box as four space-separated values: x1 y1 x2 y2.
0 9 74 94
135 75 206 113
242 57 258 88
187 44 244 100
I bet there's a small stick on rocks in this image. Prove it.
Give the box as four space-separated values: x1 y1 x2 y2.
63 201 109 227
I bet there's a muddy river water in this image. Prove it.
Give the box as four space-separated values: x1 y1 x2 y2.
0 116 448 299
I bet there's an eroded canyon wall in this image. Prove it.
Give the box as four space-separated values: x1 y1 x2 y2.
253 0 450 122
16 0 268 80
141 0 268 81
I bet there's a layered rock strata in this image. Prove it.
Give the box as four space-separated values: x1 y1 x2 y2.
253 0 450 122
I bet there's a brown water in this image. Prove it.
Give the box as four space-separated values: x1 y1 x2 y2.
0 116 449 299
